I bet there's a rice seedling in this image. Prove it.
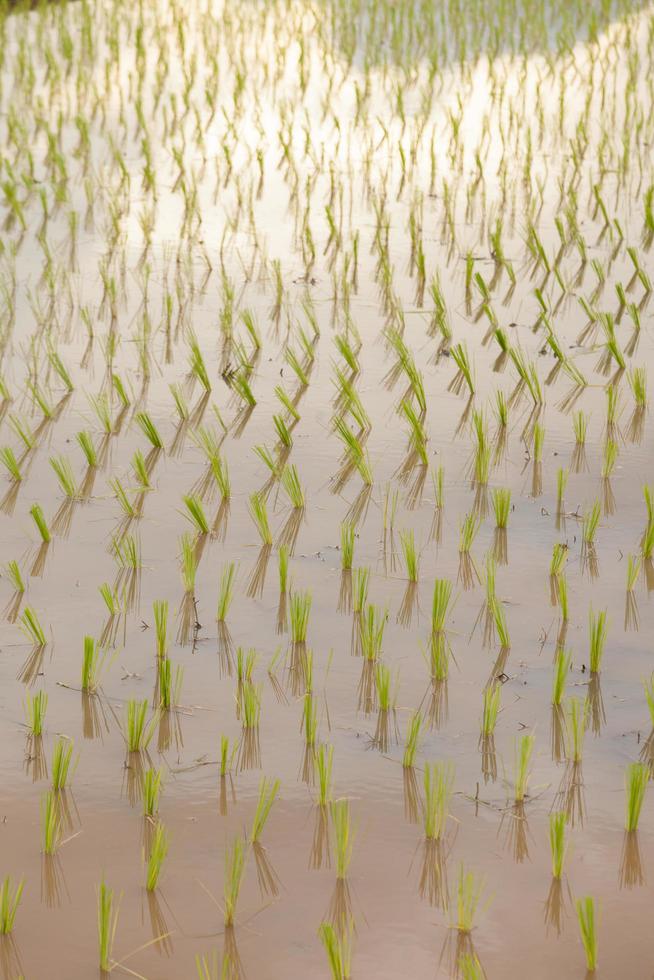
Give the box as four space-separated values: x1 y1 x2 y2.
514 733 535 803
220 736 238 780
403 711 422 769
492 488 510 529
281 464 305 509
9 414 35 451
30 504 51 543
333 417 373 485
273 414 293 448
183 494 210 535
432 578 453 634
552 649 571 706
90 394 114 435
124 699 156 752
216 563 236 622
232 369 257 407
112 375 130 411
399 529 419 582
146 822 169 891
289 591 312 644
573 411 588 444
110 477 135 518
588 608 608 674
248 493 272 546
0 877 23 935
0 447 22 482
549 811 568 878
25 690 47 735
275 385 300 422
319 922 352 980
454 865 486 933
240 682 262 730
97 879 120 973
576 896 598 972
340 522 355 570
625 762 648 832
151 600 169 659
132 450 151 491
582 500 601 546
550 543 567 580
459 512 480 553
50 455 79 499
77 430 98 468
135 412 163 449
189 334 211 393
491 597 510 650
223 835 247 927
359 603 386 662
449 343 475 395
250 777 280 843
629 367 647 408
423 761 454 841
626 554 641 591
158 657 184 711
142 768 163 817
602 439 618 479
316 744 334 807
4 559 24 594
481 684 501 737
41 790 61 855
51 737 75 791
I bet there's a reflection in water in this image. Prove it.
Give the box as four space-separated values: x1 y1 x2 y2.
219 774 237 818
550 705 566 764
25 733 47 782
310 805 331 870
499 801 530 864
397 580 418 628
144 891 174 957
0 935 25 980
418 838 449 910
81 691 111 741
253 841 281 899
403 767 420 825
40 853 68 909
328 877 354 938
585 675 606 737
554 761 586 828
479 734 497 785
619 830 645 890
217 621 235 678
544 875 569 936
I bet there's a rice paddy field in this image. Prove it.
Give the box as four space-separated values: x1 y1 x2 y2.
2 0 654 976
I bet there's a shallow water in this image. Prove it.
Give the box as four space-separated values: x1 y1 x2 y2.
1 0 654 976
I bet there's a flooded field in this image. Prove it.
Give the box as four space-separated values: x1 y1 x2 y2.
1 0 654 976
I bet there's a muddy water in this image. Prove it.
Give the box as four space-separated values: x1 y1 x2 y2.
1 0 654 976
